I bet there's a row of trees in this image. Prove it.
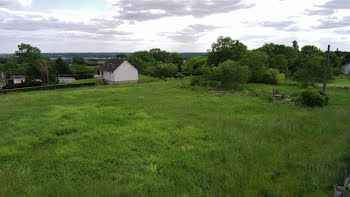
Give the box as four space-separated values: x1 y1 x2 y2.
0 44 99 85
183 37 349 89
125 36 349 89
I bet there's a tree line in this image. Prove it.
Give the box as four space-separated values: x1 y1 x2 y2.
127 36 350 88
1 37 349 88
0 44 100 86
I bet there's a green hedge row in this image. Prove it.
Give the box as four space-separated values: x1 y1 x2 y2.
0 83 97 94
59 74 94 79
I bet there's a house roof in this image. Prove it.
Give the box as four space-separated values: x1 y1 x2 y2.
10 75 26 79
100 58 126 72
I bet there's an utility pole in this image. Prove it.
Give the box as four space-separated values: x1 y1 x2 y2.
323 45 330 94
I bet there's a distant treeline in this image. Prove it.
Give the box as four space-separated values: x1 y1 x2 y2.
0 52 206 59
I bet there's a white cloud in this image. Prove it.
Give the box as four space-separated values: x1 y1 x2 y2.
0 0 32 8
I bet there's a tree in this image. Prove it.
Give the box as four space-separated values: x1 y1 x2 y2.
293 40 299 51
128 51 156 73
15 43 43 80
55 57 70 74
294 55 326 84
170 53 183 72
207 36 247 66
240 51 268 82
215 60 250 89
72 56 86 65
300 45 322 57
15 43 42 65
270 54 289 75
36 59 51 84
71 64 88 74
182 56 208 75
149 48 171 63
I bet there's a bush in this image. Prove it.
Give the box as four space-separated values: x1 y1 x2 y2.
264 68 280 84
276 74 286 85
217 60 250 90
296 86 328 107
60 74 94 80
175 73 185 79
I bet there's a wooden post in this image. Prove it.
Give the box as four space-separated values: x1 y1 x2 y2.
323 45 330 94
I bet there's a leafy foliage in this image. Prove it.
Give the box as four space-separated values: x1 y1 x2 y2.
296 86 328 107
55 57 70 74
182 56 208 75
207 36 247 66
215 60 250 89
240 50 268 82
72 56 86 65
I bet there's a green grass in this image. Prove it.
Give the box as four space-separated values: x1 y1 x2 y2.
0 78 350 196
75 78 103 84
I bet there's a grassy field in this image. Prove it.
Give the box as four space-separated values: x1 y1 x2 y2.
0 76 349 196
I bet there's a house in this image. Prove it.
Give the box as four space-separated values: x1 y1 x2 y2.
58 77 76 84
10 75 26 84
343 63 350 74
100 58 138 84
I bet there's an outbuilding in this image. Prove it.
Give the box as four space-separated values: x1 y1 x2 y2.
100 58 138 84
343 62 350 74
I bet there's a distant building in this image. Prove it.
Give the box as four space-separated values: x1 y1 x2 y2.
58 77 76 84
100 58 138 84
10 75 26 84
343 63 350 74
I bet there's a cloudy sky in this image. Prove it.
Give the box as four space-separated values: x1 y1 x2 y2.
0 0 349 53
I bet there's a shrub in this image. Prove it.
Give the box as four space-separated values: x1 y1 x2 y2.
295 86 327 107
175 73 185 79
276 74 286 85
264 68 280 84
217 60 250 90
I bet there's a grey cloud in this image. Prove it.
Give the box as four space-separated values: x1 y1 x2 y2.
259 21 295 30
305 9 336 16
0 9 128 36
314 16 350 29
167 24 220 43
112 0 255 21
0 0 31 8
305 0 350 17
318 0 350 10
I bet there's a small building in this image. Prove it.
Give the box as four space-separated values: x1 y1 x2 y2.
100 58 138 84
58 77 76 84
10 75 26 84
343 63 350 74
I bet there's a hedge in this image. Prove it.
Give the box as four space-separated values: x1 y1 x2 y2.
59 74 94 80
0 83 97 94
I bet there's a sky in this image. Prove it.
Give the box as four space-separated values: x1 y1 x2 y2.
0 0 349 53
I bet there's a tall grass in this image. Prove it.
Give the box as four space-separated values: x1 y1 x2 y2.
0 79 349 196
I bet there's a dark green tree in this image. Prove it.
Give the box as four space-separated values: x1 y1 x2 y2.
240 51 268 82
293 40 299 51
207 36 247 66
55 57 70 74
72 56 86 65
128 51 156 73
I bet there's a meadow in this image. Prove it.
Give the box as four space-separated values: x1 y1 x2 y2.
0 76 349 196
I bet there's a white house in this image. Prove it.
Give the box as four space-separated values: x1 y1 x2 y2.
343 63 350 74
100 58 138 84
10 75 26 84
